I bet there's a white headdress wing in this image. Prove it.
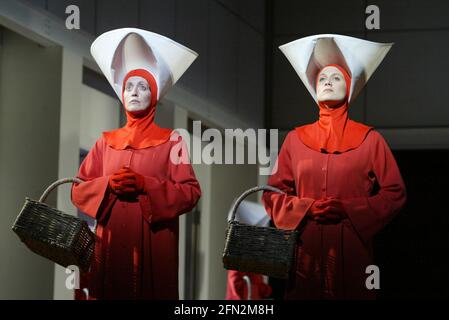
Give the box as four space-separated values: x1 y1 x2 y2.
91 28 198 103
279 34 393 103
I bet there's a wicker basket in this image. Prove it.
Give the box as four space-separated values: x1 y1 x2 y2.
223 185 300 279
11 177 95 272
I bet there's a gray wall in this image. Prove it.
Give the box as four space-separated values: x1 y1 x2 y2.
270 0 449 142
0 27 61 299
207 162 258 299
24 0 267 129
195 161 259 299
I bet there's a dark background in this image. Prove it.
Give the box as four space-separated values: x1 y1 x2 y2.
374 149 449 299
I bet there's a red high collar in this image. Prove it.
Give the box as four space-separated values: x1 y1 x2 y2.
103 69 172 150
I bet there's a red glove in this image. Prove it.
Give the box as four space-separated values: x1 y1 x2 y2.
122 167 145 194
308 197 347 224
308 198 329 223
108 168 136 195
108 166 145 195
320 197 347 222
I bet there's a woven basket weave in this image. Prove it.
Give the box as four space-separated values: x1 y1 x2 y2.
223 185 299 279
11 178 95 272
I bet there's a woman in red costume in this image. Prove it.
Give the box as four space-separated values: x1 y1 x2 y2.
262 35 407 299
71 29 201 299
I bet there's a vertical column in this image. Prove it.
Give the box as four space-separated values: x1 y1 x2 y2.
53 47 83 300
173 104 188 300
0 29 62 299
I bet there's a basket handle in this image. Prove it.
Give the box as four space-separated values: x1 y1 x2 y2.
39 177 84 203
229 185 284 222
243 275 252 300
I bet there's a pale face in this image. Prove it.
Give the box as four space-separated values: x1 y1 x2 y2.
316 66 347 105
123 76 152 112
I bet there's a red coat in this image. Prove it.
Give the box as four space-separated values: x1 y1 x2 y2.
262 129 406 299
71 133 201 299
226 270 272 300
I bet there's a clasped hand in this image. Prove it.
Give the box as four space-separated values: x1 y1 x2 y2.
308 197 347 224
108 166 145 196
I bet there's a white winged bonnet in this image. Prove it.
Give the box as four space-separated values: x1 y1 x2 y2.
279 34 393 103
90 28 198 103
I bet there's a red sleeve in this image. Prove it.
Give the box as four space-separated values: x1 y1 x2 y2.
258 282 272 299
71 137 115 222
251 274 272 299
342 131 407 243
226 270 246 300
139 136 201 224
262 132 315 230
